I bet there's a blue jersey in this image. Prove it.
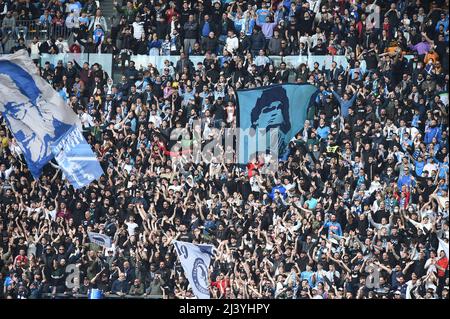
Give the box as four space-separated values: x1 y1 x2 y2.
301 271 314 287
323 221 343 238
439 162 449 179
269 185 287 200
414 160 425 176
256 9 270 24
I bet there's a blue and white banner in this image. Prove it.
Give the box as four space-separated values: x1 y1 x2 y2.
88 232 112 248
237 84 318 162
51 125 103 189
0 50 80 178
173 240 214 299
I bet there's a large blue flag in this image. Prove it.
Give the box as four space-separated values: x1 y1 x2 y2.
0 50 102 188
237 84 318 162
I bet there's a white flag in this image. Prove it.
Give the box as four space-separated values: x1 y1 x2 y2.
0 50 80 178
88 232 112 248
438 237 449 258
173 240 214 299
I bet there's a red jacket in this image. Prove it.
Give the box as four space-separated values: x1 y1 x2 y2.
211 278 230 295
247 161 264 178
69 43 81 53
437 257 448 278
156 141 191 158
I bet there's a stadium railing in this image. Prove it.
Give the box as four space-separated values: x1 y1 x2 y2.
39 292 164 299
6 20 72 40
37 53 356 81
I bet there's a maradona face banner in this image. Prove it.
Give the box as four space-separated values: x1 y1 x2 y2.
237 84 318 163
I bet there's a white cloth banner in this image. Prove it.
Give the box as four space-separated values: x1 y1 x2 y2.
173 240 214 299
438 237 449 258
88 232 112 248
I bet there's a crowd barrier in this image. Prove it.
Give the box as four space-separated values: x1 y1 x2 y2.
36 53 415 81
130 54 414 75
39 292 164 299
38 54 353 81
2 20 72 41
128 54 351 72
39 53 113 78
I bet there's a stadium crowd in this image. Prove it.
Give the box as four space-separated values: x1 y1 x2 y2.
0 0 449 300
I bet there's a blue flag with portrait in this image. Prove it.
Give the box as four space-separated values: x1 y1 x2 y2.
0 50 80 178
0 50 102 188
237 84 318 163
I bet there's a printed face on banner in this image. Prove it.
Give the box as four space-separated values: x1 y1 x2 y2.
237 84 318 167
0 61 72 176
250 86 292 153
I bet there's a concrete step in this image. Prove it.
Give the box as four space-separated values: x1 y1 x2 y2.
100 0 116 16
100 0 116 29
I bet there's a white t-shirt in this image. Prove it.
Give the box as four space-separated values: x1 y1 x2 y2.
423 162 437 175
149 114 162 127
132 22 145 39
125 221 138 236
56 40 70 53
29 42 41 59
26 207 42 216
225 36 239 53
250 176 261 192
9 142 22 157
47 209 57 221
123 163 133 173
80 112 94 128
168 184 183 192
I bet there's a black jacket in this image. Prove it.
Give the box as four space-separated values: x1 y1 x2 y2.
202 36 218 53
183 21 198 40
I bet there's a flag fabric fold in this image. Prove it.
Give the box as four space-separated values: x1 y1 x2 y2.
88 231 112 248
173 240 214 299
438 236 449 258
51 125 104 189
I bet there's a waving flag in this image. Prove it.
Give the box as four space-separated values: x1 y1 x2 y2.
237 84 318 162
52 125 103 189
173 240 214 299
88 231 112 248
438 237 449 258
0 50 102 188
